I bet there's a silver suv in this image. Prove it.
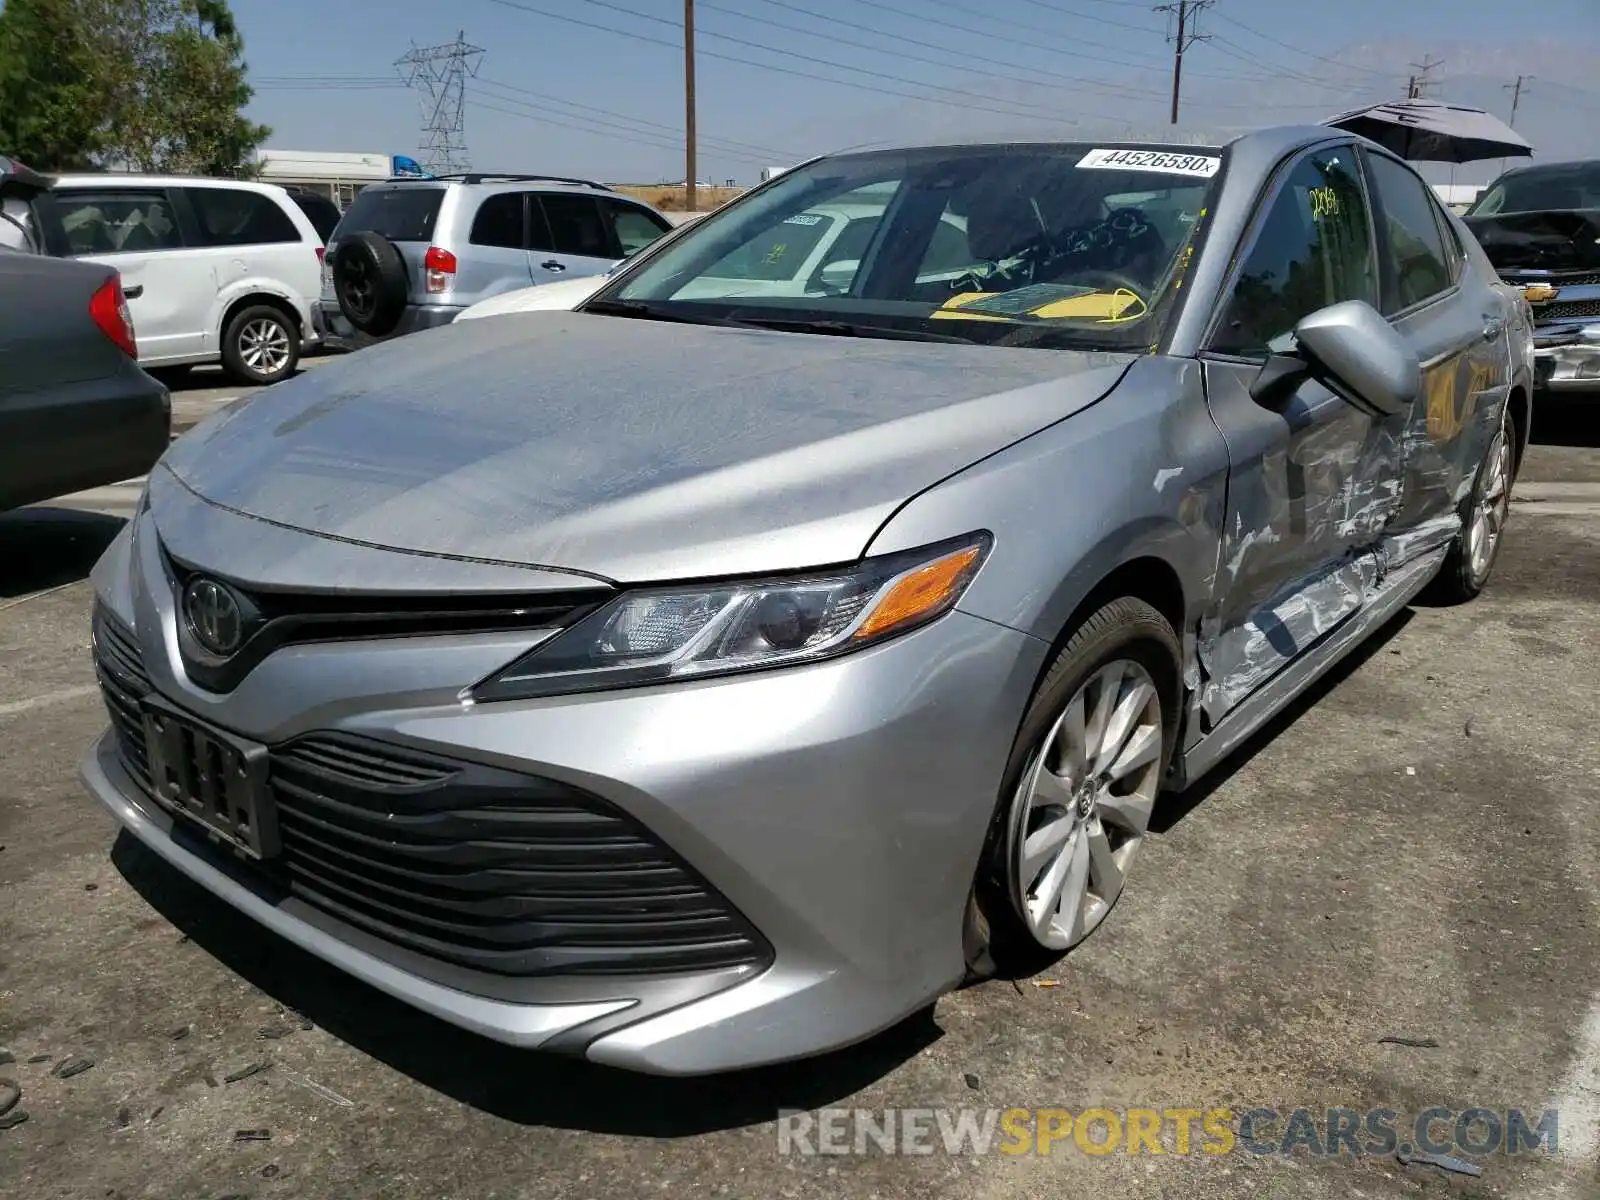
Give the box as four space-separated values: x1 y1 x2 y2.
319 173 673 348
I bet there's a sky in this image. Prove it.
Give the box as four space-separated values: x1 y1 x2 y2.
237 0 1600 186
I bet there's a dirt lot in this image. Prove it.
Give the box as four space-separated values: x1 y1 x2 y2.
611 183 745 211
1 401 1597 1199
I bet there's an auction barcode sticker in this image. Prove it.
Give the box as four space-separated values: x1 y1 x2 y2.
1076 148 1221 177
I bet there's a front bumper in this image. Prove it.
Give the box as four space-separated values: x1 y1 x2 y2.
81 514 1045 1074
318 300 462 352
1533 322 1600 393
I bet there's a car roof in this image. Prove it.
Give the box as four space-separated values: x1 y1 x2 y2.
1486 158 1600 179
369 176 624 198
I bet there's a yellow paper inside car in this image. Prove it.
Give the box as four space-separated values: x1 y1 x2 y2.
932 289 1144 323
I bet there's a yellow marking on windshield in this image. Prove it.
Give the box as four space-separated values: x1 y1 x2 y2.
930 290 1146 323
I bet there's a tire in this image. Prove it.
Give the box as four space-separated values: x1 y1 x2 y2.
221 305 300 386
1421 404 1517 606
332 231 409 337
970 597 1182 977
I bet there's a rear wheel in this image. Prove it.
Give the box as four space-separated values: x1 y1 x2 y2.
971 597 1180 974
1423 405 1516 605
221 305 299 386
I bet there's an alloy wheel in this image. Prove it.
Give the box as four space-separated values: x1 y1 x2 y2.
1467 422 1513 582
1010 659 1163 951
238 318 291 377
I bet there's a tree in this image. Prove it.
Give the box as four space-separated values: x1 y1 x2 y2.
0 0 116 169
0 0 269 175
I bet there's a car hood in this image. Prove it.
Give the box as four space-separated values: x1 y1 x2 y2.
1463 208 1600 274
456 274 606 321
160 312 1133 582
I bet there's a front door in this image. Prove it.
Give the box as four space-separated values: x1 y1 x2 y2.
529 193 618 283
55 187 210 362
1198 142 1406 724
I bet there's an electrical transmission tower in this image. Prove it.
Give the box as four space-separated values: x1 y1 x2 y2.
396 32 485 175
1154 0 1213 125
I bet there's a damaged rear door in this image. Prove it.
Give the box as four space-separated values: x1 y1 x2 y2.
1196 141 1409 724
1360 147 1515 537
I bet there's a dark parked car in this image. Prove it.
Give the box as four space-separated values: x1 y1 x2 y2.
0 250 170 511
1464 159 1600 393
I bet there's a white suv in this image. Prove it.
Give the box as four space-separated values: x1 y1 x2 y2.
50 175 323 385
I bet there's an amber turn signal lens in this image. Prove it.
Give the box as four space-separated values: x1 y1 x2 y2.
853 545 984 641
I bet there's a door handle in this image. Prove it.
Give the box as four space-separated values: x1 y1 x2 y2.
540 259 567 272
123 285 144 299
1482 315 1504 341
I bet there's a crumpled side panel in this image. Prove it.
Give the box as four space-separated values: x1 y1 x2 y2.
1199 552 1378 719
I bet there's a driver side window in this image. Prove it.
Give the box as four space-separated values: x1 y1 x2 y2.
1210 147 1377 361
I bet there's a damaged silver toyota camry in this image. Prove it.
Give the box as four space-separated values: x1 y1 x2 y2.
83 127 1534 1074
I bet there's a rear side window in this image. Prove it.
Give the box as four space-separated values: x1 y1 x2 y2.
187 187 301 246
336 186 444 242
601 199 670 255
470 193 524 249
55 190 182 255
1363 153 1455 314
288 190 342 241
536 194 612 258
1211 146 1376 360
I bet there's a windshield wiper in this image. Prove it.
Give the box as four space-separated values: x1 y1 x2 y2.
726 315 976 344
582 298 756 329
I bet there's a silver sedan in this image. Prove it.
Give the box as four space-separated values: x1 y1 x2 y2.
83 125 1533 1074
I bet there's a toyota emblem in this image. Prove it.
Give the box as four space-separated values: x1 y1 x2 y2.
182 578 247 656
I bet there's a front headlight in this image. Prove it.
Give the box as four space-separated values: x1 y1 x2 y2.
472 533 991 701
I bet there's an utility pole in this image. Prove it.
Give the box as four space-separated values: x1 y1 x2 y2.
1154 0 1213 125
1498 74 1532 177
1406 54 1443 99
1504 74 1531 127
684 0 697 212
396 32 485 175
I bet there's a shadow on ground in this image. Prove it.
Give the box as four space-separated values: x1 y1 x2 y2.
112 832 939 1135
0 507 125 599
1531 394 1600 449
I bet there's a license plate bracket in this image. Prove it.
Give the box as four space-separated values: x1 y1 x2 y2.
140 698 279 860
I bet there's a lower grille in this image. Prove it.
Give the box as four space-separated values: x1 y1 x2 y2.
1543 298 1600 320
89 605 769 979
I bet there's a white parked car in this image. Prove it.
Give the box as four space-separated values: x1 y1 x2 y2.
50 175 324 384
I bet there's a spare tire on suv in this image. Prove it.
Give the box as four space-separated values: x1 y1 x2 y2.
332 230 409 336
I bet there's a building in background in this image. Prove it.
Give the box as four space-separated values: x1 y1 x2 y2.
254 150 404 208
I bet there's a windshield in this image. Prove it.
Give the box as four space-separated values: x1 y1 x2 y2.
1467 163 1600 215
334 185 444 242
593 144 1224 349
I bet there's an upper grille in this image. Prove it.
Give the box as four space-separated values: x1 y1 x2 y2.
1503 270 1600 288
90 605 769 979
159 543 611 694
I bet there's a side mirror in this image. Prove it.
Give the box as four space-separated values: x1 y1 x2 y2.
1294 300 1420 417
816 258 860 294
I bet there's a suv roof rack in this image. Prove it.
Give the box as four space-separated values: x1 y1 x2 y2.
386 172 613 190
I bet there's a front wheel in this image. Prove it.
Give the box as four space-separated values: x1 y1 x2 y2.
222 305 300 386
972 597 1180 974
1423 407 1516 605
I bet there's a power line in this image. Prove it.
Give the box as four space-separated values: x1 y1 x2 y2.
480 0 1093 126
475 77 794 158
705 0 1170 104
1017 0 1164 34
1208 8 1394 81
573 0 1122 120
1154 0 1212 124
396 32 485 174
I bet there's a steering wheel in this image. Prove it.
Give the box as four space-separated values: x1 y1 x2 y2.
949 259 1029 294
